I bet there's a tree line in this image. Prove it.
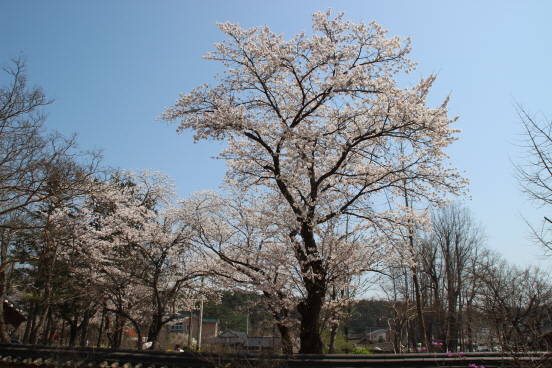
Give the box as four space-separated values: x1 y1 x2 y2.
372 205 551 354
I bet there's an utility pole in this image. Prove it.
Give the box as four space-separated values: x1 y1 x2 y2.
246 307 249 335
187 312 192 349
197 298 204 351
197 277 205 351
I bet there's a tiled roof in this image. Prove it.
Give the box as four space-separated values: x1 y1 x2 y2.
0 344 546 368
243 337 282 348
3 298 26 328
218 331 248 339
0 344 215 368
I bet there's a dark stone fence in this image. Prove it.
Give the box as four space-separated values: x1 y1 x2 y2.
0 344 547 368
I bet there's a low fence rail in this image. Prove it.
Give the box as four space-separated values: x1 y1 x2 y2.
0 344 548 368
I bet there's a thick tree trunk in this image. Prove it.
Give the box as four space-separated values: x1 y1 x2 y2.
297 283 325 353
277 323 294 354
297 293 324 354
296 225 326 354
147 313 164 350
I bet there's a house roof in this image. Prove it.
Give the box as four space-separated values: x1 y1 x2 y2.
243 337 282 348
205 330 249 346
219 330 249 339
176 312 219 323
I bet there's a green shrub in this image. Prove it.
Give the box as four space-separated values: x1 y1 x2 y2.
349 348 372 354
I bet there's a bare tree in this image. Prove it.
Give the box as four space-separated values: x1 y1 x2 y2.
0 55 102 342
381 205 487 352
419 205 486 352
514 104 552 254
477 259 552 354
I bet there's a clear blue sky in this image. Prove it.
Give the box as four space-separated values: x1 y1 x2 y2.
1 1 551 268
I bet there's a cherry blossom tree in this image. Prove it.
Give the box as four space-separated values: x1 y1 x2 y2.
67 170 207 349
162 10 467 353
